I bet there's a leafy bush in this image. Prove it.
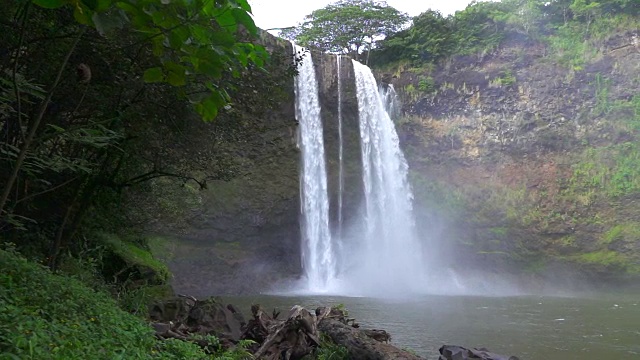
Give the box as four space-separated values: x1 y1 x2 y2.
418 76 435 93
302 334 349 360
0 246 243 360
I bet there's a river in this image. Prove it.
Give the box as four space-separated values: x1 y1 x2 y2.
224 293 640 359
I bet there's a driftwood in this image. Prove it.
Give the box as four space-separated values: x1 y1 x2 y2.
252 306 320 360
148 298 520 360
240 304 422 360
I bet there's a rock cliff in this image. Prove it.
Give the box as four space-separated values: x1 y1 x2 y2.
153 29 640 295
387 30 640 286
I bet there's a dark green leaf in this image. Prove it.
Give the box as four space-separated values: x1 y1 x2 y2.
73 4 94 25
81 0 98 10
195 97 219 121
213 7 237 32
142 67 164 83
231 8 257 35
164 62 186 86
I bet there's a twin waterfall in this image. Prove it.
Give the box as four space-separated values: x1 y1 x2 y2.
294 46 335 289
294 45 424 295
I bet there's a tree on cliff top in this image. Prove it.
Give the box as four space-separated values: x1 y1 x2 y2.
280 0 409 64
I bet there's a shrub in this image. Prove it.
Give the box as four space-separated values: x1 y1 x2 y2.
0 246 211 359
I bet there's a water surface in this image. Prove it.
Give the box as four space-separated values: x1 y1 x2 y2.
224 294 640 359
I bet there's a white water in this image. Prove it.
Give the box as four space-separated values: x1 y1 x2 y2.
286 52 540 298
293 45 335 290
348 60 425 294
337 55 344 240
291 51 430 296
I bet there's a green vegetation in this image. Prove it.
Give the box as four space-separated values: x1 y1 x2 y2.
573 250 637 271
490 70 517 87
0 245 238 359
601 223 640 245
371 0 639 69
0 1 298 358
303 334 349 360
569 142 640 198
280 0 409 64
0 0 296 267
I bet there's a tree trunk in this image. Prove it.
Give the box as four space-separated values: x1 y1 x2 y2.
0 31 84 218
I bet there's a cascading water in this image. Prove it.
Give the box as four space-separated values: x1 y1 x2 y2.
291 48 425 295
380 83 401 121
336 55 344 240
293 45 335 290
349 59 425 294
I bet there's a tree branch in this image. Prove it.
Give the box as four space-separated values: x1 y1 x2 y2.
0 29 85 218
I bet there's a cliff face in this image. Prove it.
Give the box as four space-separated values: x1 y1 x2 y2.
387 30 640 284
150 34 363 296
154 28 640 294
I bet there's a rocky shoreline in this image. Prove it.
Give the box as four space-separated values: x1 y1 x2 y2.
149 295 520 360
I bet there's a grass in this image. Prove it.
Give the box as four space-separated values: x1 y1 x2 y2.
575 250 629 267
0 245 186 359
601 223 640 245
0 245 256 359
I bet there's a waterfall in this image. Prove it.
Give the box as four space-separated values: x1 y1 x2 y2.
380 84 401 121
337 55 344 240
291 47 425 295
351 59 424 293
293 45 335 290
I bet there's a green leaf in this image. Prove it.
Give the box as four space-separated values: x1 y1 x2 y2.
195 97 219 122
210 31 236 47
231 8 257 35
168 27 189 48
195 57 223 78
32 0 67 9
142 67 164 83
73 4 94 25
213 7 237 32
164 62 186 86
234 0 252 12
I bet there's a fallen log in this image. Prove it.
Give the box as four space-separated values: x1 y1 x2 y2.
253 305 320 360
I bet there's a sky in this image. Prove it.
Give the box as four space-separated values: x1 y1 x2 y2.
249 0 481 31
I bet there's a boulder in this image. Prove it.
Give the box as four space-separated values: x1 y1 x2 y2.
439 345 520 360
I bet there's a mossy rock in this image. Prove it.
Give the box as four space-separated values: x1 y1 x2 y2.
96 232 169 286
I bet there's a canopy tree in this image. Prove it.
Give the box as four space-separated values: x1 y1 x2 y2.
280 0 409 63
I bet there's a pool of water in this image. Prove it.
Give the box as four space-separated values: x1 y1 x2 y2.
223 293 640 359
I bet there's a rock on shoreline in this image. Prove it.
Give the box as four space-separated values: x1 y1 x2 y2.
149 295 520 360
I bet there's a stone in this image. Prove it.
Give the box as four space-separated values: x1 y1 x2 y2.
438 345 520 360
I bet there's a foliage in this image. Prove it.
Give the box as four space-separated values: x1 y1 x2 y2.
370 0 639 68
0 245 259 359
490 70 517 87
418 76 435 92
371 1 510 66
0 0 295 272
280 0 408 63
97 232 169 284
302 334 349 360
573 250 638 273
29 0 267 121
0 245 159 359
